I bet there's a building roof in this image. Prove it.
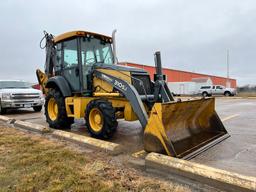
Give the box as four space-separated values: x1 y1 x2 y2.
120 62 236 81
53 30 112 43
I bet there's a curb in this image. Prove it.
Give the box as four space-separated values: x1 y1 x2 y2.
0 115 122 155
51 130 122 155
248 97 256 99
0 115 15 123
145 153 256 192
14 120 50 133
176 96 256 100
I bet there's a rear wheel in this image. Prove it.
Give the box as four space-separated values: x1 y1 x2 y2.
33 106 42 112
85 99 117 139
0 101 7 115
45 89 74 129
224 91 231 96
202 92 208 97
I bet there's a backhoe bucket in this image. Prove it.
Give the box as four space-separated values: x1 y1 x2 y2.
144 98 229 159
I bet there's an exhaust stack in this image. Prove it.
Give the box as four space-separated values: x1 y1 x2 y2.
112 29 117 64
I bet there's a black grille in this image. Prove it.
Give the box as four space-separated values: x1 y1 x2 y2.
131 74 152 95
11 93 40 99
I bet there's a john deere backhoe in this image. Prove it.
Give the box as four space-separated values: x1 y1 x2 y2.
37 30 229 159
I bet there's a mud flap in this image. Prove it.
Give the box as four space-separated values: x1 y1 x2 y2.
144 98 230 159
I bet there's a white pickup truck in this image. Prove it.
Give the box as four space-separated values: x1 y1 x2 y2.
0 80 44 114
198 85 237 97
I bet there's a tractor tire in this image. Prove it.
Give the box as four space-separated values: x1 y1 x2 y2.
85 99 117 139
33 106 42 112
45 89 74 129
0 101 7 115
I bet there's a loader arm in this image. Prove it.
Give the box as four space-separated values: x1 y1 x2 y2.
152 51 175 103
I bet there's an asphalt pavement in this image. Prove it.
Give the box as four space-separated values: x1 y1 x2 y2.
5 97 256 177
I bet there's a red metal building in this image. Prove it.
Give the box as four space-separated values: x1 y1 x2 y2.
121 62 237 88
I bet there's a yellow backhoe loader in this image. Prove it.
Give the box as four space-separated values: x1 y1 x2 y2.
37 30 229 159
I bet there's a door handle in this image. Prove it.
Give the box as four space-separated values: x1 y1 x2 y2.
75 67 79 76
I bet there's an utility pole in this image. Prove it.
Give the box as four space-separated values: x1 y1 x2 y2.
226 49 230 88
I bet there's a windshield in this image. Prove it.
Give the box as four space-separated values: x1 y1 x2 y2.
81 37 114 65
0 81 31 89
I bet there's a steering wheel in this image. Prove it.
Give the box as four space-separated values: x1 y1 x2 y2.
85 58 95 65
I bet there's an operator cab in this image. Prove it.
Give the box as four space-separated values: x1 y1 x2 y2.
53 31 114 94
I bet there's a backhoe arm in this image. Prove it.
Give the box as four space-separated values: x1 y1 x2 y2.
36 31 56 94
36 69 48 94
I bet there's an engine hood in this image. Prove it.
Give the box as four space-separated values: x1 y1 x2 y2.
94 63 148 74
0 88 42 94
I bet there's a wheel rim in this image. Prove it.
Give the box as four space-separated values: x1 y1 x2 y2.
89 108 103 132
48 98 58 121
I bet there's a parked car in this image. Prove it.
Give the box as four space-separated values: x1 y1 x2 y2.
198 85 236 97
0 80 44 114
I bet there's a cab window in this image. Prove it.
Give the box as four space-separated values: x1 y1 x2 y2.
55 43 62 71
80 37 113 66
200 86 211 89
63 39 78 68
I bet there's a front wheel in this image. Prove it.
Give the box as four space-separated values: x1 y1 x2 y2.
85 99 117 139
45 89 74 129
33 106 42 112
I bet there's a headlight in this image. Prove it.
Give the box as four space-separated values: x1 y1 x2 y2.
39 92 44 99
2 93 11 99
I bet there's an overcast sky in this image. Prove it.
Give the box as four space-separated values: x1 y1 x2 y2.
1 0 256 86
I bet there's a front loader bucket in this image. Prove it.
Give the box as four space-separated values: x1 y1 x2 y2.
144 98 229 159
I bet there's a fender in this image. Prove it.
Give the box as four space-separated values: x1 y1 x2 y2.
46 76 72 97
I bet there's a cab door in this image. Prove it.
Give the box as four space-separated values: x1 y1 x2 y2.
80 37 95 92
212 85 216 94
215 85 224 95
62 38 81 92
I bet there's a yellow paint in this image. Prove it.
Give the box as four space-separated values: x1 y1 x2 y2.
124 102 138 121
144 98 228 158
53 30 112 44
65 96 139 121
93 92 120 97
144 103 172 156
36 69 48 94
132 150 147 158
89 108 103 132
93 69 132 93
48 98 58 121
65 97 94 118
65 97 74 117
147 152 256 192
74 97 94 118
